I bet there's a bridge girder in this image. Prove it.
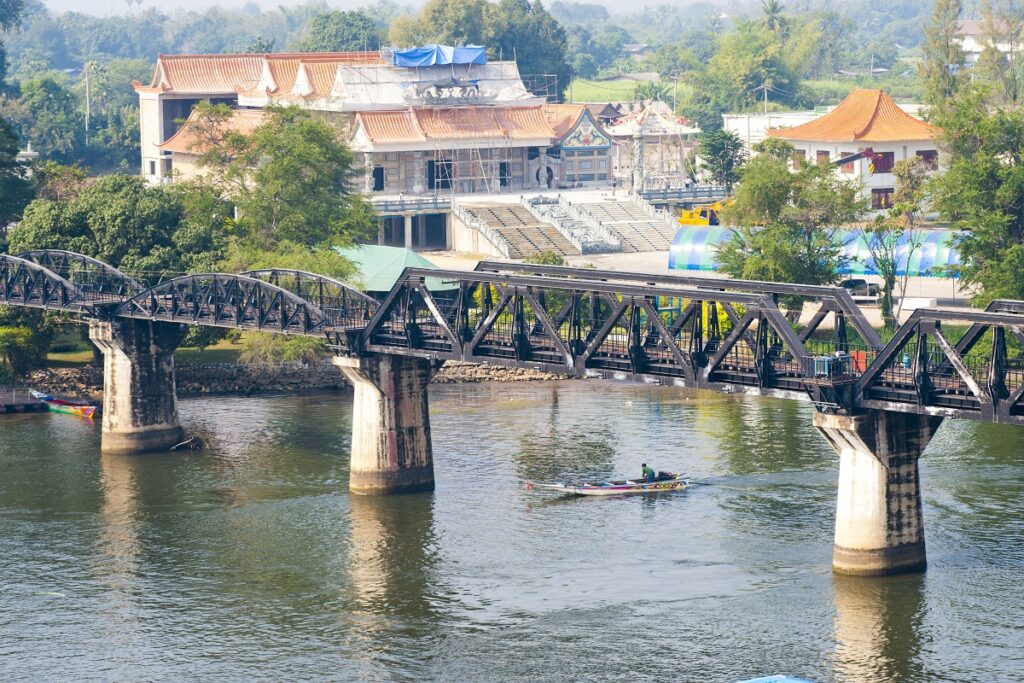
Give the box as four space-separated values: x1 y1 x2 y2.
112 273 333 336
474 260 883 352
359 267 814 395
0 254 86 311
16 249 146 299
856 308 1024 424
241 269 378 328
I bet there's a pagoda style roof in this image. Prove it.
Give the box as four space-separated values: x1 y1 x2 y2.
604 101 699 138
766 89 936 143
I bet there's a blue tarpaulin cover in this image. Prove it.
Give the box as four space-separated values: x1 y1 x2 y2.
393 44 487 67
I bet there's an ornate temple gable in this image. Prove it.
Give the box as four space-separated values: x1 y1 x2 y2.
559 109 611 150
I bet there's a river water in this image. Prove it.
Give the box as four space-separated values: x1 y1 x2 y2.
1 380 1022 682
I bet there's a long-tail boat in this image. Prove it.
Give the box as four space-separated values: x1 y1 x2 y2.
30 390 98 419
526 472 687 496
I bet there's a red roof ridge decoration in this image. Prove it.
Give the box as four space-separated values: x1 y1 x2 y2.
766 89 937 143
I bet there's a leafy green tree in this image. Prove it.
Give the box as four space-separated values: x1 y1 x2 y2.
760 0 787 34
486 0 571 97
0 306 56 380
246 35 275 53
189 104 374 255
698 129 747 190
8 173 225 274
633 80 670 103
5 75 81 161
295 10 382 52
683 22 801 131
0 114 32 233
930 86 1024 303
920 0 965 114
718 156 865 288
861 158 927 327
0 0 24 84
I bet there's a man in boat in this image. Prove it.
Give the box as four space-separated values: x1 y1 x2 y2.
641 463 656 483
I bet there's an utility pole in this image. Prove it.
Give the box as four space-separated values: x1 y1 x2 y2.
756 83 770 115
84 62 91 143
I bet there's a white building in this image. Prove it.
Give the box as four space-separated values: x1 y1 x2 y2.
765 89 939 210
956 19 1022 65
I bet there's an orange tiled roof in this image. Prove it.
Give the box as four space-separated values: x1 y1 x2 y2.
158 108 268 153
357 110 425 144
766 89 936 143
543 104 587 138
135 52 383 95
357 106 556 144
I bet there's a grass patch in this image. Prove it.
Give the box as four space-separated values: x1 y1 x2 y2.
46 336 244 368
566 78 637 102
175 345 243 364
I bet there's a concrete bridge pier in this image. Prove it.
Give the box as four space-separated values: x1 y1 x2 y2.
814 410 943 577
333 355 436 495
89 319 186 454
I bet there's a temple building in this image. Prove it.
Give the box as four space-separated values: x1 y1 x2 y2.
135 46 702 257
766 89 939 210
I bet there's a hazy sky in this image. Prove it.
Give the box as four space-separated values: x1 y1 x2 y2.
42 0 382 16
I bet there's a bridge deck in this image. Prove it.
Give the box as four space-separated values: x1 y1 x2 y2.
3 250 1024 426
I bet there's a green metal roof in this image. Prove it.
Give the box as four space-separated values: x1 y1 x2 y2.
336 245 457 292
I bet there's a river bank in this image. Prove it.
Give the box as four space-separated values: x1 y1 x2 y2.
25 360 569 399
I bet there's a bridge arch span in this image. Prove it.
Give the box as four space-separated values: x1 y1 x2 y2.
0 253 85 311
16 249 146 298
241 269 377 327
113 273 331 335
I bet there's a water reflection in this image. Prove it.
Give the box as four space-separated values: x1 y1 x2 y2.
832 574 926 682
91 453 145 654
342 493 446 679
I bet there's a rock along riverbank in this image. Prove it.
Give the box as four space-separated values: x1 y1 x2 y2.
27 360 570 400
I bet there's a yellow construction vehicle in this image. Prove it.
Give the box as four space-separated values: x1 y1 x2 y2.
678 148 876 227
678 199 733 227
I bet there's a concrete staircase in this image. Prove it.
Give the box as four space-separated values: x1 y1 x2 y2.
568 199 679 253
460 204 580 259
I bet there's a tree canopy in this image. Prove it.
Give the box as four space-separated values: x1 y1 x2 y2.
8 173 226 273
389 0 570 101
698 130 747 190
717 151 865 286
0 114 31 233
294 10 382 52
930 87 1024 303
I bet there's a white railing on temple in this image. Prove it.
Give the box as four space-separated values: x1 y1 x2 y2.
450 201 514 259
552 196 623 254
522 195 621 254
370 195 452 215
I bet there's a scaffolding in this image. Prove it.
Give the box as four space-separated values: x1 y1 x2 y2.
428 105 520 198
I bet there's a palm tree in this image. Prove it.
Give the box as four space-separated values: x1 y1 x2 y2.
633 80 671 104
760 0 786 33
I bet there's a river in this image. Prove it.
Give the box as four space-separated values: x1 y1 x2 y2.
1 380 1022 682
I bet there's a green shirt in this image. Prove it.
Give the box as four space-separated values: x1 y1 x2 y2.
642 466 655 477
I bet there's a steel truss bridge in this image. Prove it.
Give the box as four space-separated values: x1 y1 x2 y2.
3 250 1024 426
